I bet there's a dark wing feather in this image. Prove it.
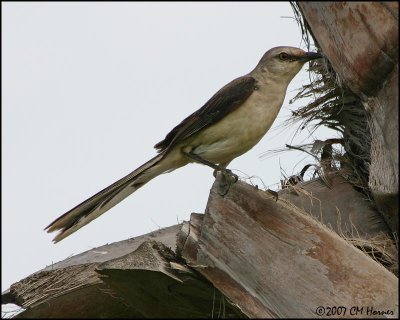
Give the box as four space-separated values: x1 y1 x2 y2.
154 75 257 153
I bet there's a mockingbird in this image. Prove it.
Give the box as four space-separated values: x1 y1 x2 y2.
46 46 321 242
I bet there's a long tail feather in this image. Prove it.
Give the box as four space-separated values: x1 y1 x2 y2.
45 153 167 243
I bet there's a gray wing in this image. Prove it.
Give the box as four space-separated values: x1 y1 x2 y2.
154 75 257 153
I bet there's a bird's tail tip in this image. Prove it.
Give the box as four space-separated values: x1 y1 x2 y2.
44 222 69 243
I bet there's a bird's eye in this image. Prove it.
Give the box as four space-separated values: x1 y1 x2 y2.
279 52 289 61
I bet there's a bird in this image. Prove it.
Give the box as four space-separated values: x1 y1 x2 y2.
45 46 321 243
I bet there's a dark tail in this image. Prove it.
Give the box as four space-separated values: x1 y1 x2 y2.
45 153 167 243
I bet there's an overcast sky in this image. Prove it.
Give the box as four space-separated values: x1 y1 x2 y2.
2 2 336 306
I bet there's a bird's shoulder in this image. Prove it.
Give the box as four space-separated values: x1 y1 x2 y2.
154 75 258 153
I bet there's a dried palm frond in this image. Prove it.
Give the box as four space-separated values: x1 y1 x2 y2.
286 2 371 196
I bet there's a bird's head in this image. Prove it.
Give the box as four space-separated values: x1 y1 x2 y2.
255 46 322 82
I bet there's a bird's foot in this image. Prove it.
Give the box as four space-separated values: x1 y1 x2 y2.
215 168 238 196
213 168 238 180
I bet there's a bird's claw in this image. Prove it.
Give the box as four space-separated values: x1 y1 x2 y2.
222 169 238 182
215 168 238 196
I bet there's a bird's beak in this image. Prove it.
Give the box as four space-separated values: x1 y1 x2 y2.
298 51 322 62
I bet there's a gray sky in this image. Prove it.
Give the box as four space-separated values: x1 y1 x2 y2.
2 2 336 303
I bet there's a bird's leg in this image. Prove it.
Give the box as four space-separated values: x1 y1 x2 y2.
181 150 221 170
182 150 238 195
181 150 238 179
